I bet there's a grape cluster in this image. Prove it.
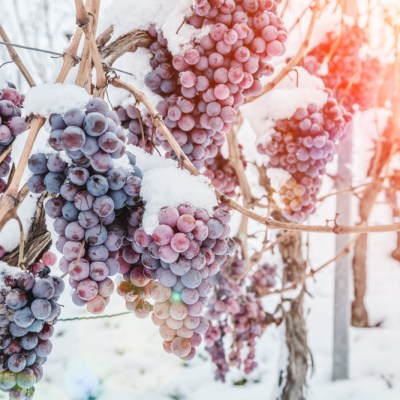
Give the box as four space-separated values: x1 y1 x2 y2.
204 147 246 197
28 153 142 313
303 25 382 112
0 86 27 193
27 98 144 314
0 252 64 399
144 0 287 167
250 262 277 296
116 203 235 360
115 205 154 319
205 255 276 381
47 98 127 169
115 105 154 153
257 98 351 222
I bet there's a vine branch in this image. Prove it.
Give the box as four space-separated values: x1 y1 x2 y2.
111 78 400 235
0 25 36 87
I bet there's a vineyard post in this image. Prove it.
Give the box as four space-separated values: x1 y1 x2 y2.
332 120 353 380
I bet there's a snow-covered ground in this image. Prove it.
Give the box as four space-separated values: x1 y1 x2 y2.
0 198 396 400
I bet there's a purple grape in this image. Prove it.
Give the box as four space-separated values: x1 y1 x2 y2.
85 225 108 245
84 112 108 137
61 126 86 151
69 167 89 186
28 154 48 175
86 175 109 196
63 107 85 127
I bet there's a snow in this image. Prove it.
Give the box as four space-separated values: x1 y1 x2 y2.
352 108 391 184
0 262 20 288
106 48 162 109
243 67 328 139
24 83 90 116
308 3 342 51
100 0 205 55
0 80 8 90
263 165 287 187
130 147 217 233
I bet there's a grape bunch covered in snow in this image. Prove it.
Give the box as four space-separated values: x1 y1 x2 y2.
27 98 143 314
205 254 277 380
257 97 351 222
117 202 235 360
303 24 382 112
143 0 287 167
0 86 27 193
0 253 64 399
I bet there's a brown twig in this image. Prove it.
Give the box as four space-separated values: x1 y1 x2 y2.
0 118 45 230
55 28 83 83
96 25 113 47
3 193 51 267
101 30 152 67
75 0 97 88
111 78 400 235
0 184 29 230
259 235 359 297
15 215 25 268
288 1 314 33
75 0 106 93
227 127 253 278
0 25 36 87
0 144 13 165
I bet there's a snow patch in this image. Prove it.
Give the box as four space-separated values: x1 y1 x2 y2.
24 83 90 116
131 147 217 233
267 168 292 191
0 80 8 90
352 108 391 183
0 262 20 288
106 48 162 109
308 3 342 51
243 67 328 138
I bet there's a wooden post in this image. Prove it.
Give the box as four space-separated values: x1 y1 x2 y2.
277 229 308 400
333 123 353 380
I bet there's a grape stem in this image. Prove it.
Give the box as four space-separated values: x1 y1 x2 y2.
101 30 152 67
111 78 400 235
75 0 99 92
15 215 25 270
74 0 106 94
0 143 13 165
287 0 315 34
226 127 252 278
